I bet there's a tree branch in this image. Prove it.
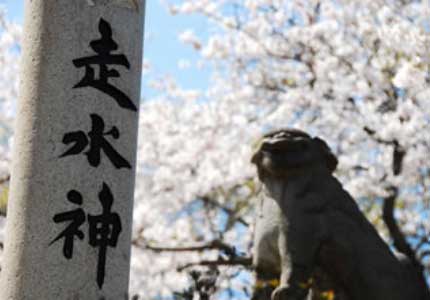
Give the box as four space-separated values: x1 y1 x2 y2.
177 256 252 272
133 238 252 272
363 127 406 176
134 239 239 257
382 186 417 263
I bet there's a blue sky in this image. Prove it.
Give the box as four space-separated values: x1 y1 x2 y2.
0 0 211 99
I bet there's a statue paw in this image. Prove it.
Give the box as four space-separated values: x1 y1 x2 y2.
271 286 289 300
271 285 307 300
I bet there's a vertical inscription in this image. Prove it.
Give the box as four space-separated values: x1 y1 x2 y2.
50 18 135 289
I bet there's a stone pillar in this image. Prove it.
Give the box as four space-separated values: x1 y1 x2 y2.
0 1 145 299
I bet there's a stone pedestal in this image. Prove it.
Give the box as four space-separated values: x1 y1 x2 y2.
0 1 145 299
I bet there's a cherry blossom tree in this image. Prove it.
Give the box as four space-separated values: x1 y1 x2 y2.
130 0 430 298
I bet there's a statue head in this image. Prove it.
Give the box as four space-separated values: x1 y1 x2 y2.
251 128 338 179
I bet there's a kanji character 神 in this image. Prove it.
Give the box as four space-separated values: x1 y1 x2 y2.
50 183 122 289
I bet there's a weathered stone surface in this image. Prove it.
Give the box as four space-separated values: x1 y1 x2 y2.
0 1 145 299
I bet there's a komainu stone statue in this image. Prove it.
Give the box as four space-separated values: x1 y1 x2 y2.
250 128 429 300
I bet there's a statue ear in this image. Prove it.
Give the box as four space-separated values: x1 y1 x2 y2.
251 137 265 164
251 151 261 164
313 137 338 173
